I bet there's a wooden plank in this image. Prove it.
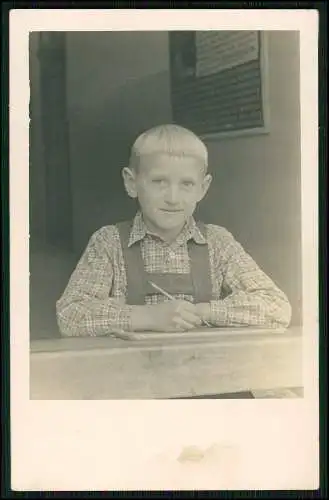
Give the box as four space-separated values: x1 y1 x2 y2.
30 326 300 352
30 327 303 400
252 387 304 398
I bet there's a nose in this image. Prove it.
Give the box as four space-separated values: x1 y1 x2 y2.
164 185 180 205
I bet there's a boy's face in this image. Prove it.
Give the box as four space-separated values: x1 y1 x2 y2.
123 154 212 240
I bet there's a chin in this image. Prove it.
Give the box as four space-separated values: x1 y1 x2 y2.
161 223 182 230
159 215 186 226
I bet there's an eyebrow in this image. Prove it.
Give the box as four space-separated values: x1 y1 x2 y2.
180 177 196 182
148 172 198 182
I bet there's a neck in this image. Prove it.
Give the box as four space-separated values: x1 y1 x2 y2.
141 215 187 243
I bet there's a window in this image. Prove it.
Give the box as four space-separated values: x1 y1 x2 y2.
169 30 270 139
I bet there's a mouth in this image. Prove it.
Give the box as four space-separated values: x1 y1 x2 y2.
160 209 183 213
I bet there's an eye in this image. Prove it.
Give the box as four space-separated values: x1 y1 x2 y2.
152 178 166 185
182 180 195 188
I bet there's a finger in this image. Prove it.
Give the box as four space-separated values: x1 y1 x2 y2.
176 301 198 313
180 310 203 326
173 316 196 331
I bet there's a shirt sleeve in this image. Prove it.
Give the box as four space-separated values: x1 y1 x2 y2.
56 228 133 337
208 229 292 328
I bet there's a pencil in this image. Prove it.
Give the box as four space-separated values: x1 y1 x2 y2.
148 281 175 300
148 280 212 327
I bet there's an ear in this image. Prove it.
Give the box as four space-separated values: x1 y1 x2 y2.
122 167 138 199
197 173 212 202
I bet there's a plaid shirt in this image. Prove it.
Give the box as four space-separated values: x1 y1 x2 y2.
56 212 292 336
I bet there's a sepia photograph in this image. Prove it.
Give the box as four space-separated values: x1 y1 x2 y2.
9 8 319 492
29 28 303 400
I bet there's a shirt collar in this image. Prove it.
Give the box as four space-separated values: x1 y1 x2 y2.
127 211 207 247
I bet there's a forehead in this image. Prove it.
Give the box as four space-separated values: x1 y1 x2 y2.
137 153 205 177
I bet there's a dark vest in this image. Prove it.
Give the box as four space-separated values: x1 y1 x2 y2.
116 220 213 306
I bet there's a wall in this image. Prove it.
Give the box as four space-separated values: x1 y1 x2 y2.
199 31 301 324
29 33 75 339
29 33 46 250
30 32 73 251
66 31 301 325
66 32 172 253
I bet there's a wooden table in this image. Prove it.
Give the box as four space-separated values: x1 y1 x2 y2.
30 327 303 400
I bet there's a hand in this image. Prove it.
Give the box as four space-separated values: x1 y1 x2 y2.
194 303 211 324
131 300 203 332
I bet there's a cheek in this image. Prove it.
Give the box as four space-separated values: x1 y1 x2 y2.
194 186 205 202
186 201 198 212
184 188 202 204
138 186 159 205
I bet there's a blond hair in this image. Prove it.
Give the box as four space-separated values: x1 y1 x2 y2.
129 124 208 172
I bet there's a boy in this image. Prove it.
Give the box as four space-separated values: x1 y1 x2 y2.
56 124 292 337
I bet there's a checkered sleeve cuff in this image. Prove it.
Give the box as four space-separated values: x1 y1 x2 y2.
209 300 229 326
